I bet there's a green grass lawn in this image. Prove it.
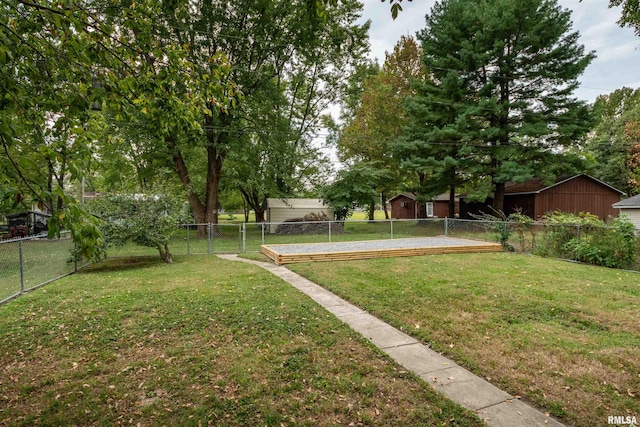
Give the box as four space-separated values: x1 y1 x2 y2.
0 256 482 427
287 253 640 427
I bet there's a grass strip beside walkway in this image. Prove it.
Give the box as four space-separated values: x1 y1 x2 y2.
287 253 640 427
0 256 482 426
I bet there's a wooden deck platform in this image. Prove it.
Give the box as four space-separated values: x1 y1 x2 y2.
261 237 502 265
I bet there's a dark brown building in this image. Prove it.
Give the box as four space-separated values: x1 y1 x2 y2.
389 193 459 219
389 193 418 219
460 174 624 220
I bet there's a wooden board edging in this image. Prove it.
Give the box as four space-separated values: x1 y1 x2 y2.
260 242 502 265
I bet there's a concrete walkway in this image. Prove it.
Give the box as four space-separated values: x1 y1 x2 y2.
218 254 564 427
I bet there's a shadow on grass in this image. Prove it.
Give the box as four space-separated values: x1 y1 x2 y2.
237 253 274 263
81 256 166 273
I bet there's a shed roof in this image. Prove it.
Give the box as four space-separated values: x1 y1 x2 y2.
5 210 51 219
432 193 459 202
388 193 416 202
612 194 640 209
503 174 624 196
267 198 329 209
389 192 458 203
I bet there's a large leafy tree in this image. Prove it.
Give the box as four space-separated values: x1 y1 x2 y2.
322 162 391 221
588 87 640 196
337 36 424 219
111 0 368 234
401 0 595 212
609 0 640 35
224 127 332 223
0 0 156 259
1 0 365 252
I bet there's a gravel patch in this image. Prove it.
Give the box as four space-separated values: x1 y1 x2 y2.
265 236 497 255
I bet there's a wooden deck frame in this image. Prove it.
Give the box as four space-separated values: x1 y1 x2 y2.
261 238 502 265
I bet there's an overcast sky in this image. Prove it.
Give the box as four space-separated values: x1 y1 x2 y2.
359 0 640 103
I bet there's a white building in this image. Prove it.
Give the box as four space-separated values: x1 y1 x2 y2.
266 198 333 233
612 194 640 229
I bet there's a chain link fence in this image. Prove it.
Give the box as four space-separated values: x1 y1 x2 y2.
3 218 637 305
445 218 640 269
111 218 635 261
0 232 84 304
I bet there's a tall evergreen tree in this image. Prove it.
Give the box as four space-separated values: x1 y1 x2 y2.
400 0 595 212
395 65 476 217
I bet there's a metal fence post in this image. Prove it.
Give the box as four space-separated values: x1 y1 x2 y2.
390 219 394 239
242 223 246 253
186 225 190 255
74 240 78 273
445 217 449 236
328 221 332 243
207 223 212 254
261 222 265 246
19 239 24 294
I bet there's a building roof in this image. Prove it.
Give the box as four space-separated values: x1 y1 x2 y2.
389 192 458 203
5 210 51 219
612 194 640 209
388 193 416 202
503 174 624 196
432 193 459 202
266 198 329 209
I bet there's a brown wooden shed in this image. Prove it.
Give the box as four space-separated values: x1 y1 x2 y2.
389 193 418 219
460 174 624 220
432 193 460 218
389 193 459 219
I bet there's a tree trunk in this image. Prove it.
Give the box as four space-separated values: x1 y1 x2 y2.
493 181 505 213
203 142 223 237
254 208 266 223
169 119 226 239
157 243 173 263
448 185 456 218
239 189 267 223
170 137 206 230
243 198 250 223
201 112 231 238
367 202 375 221
254 199 267 223
382 191 389 219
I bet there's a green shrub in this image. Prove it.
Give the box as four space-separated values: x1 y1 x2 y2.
535 211 600 258
90 193 188 263
537 212 639 269
507 211 535 252
562 216 639 269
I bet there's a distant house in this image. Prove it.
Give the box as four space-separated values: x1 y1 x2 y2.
266 198 333 233
389 192 459 219
460 174 624 220
612 194 640 229
4 211 51 238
